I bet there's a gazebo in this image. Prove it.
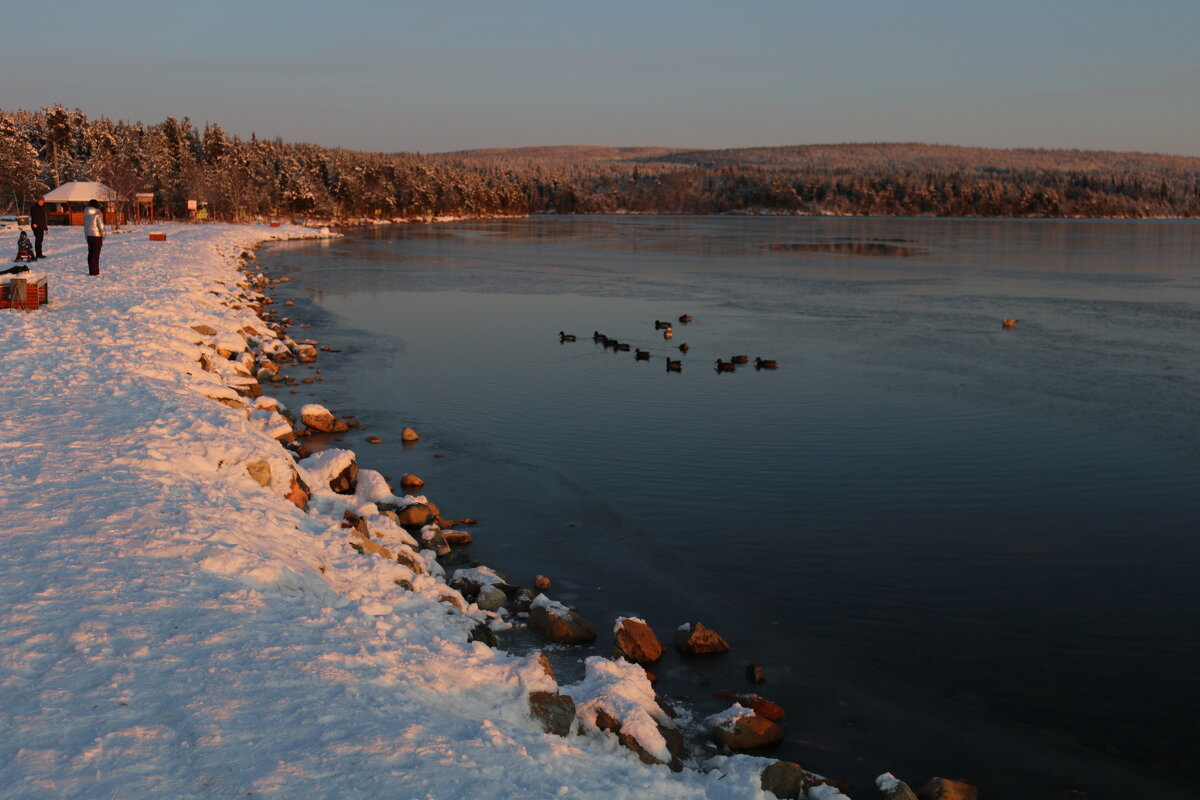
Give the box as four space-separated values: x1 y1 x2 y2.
41 181 124 226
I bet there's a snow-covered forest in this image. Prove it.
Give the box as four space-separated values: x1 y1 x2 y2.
3 106 1199 220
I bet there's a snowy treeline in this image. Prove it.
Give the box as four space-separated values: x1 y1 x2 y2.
3 106 1199 220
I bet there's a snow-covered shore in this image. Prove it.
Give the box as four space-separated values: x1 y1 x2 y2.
0 222 814 799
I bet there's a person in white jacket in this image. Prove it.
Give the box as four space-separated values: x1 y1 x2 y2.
83 199 105 276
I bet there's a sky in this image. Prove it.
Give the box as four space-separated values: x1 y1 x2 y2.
4 0 1199 156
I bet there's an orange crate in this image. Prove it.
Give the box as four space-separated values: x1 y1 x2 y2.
149 232 167 242
0 276 48 310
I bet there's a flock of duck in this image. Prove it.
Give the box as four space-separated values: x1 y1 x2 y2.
559 315 778 374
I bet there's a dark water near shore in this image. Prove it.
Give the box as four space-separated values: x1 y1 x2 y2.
262 216 1200 798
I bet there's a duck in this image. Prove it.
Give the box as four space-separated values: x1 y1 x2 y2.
1002 318 1019 329
666 358 682 372
654 320 673 330
593 331 607 342
714 359 737 372
615 342 631 352
634 348 651 361
559 331 577 342
663 329 674 340
730 355 750 365
678 343 689 354
602 338 617 350
754 357 778 370
678 314 693 324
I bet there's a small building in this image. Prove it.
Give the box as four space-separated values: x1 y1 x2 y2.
41 181 125 226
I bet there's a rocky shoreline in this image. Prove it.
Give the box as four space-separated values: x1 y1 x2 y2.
231 235 983 800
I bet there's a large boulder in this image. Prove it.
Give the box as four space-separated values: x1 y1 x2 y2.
527 595 596 644
396 502 435 529
529 692 576 737
613 617 664 664
300 403 337 433
673 621 730 655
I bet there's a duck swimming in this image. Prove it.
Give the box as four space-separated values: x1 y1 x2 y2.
666 358 682 372
678 314 692 324
714 359 736 372
730 355 749 365
754 357 778 369
634 348 651 360
654 320 673 330
1002 318 1019 329
559 331 577 342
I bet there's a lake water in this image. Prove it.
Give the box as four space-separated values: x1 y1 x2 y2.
261 216 1200 798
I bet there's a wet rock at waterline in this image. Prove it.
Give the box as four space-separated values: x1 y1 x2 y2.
418 526 450 556
612 617 664 664
760 761 850 799
916 777 978 800
877 773 921 800
712 712 784 750
299 403 337 432
394 502 435 529
527 595 596 643
736 693 785 721
475 584 507 611
673 621 730 655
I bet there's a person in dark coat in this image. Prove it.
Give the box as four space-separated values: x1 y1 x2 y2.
30 198 48 259
83 199 105 276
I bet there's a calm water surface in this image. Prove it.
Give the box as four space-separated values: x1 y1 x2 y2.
263 217 1200 798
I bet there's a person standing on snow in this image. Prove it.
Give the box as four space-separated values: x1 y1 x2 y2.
83 199 105 276
30 198 48 259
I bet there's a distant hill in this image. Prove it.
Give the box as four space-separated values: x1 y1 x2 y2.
439 142 1200 175
433 142 1200 218
3 105 1197 220
437 145 690 165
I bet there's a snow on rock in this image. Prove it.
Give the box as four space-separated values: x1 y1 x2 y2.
0 222 783 800
297 446 358 494
299 402 338 431
213 331 248 356
563 656 674 763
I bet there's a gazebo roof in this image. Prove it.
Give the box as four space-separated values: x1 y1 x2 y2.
42 181 119 203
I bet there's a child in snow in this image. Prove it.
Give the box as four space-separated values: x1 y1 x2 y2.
14 230 37 262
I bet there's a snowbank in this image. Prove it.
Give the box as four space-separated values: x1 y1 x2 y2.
0 222 787 799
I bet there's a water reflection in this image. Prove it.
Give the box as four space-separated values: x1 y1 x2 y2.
263 216 1200 797
767 240 925 256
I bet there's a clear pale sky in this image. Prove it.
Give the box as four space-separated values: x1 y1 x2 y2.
6 0 1198 156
